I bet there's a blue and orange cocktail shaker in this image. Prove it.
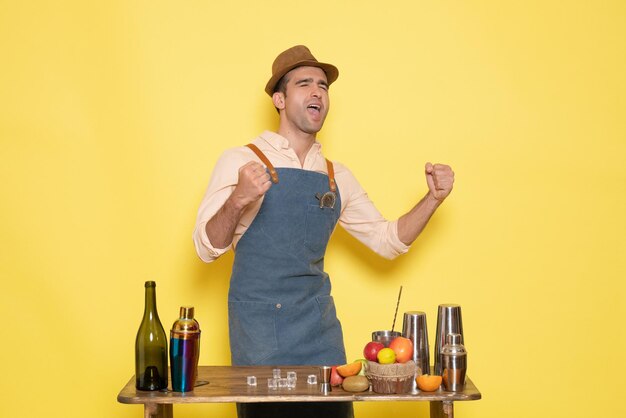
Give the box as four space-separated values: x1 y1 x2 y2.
169 306 201 392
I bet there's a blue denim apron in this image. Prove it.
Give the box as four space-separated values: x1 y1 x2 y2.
228 148 352 417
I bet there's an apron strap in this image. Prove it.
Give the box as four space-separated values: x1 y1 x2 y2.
245 143 336 192
326 159 337 193
246 143 279 184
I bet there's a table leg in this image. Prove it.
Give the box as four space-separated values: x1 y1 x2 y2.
429 401 454 418
144 403 173 418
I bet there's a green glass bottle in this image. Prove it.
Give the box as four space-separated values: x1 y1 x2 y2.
135 281 168 390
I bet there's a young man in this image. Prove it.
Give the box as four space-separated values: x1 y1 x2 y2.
193 45 454 418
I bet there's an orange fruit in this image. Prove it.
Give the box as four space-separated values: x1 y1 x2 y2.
416 374 442 392
336 361 362 377
354 358 368 376
377 347 396 364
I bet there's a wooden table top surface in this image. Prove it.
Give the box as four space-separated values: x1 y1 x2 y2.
118 365 481 405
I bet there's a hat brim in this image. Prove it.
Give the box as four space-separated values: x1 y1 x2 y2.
265 60 339 96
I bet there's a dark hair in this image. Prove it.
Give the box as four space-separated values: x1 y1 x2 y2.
274 73 290 95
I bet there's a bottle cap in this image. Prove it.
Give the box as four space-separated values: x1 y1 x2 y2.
180 306 194 319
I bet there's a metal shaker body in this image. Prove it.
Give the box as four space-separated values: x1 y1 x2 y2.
170 306 201 392
434 304 464 375
402 311 430 394
441 333 466 392
402 312 430 373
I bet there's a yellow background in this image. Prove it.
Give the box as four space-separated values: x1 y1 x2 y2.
1 1 625 417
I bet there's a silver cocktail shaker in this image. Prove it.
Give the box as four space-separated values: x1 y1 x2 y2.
434 304 464 375
402 311 430 394
441 333 466 392
401 311 430 374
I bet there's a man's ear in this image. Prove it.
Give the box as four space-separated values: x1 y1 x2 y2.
272 91 285 110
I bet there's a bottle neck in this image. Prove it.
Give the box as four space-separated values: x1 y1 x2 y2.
144 285 159 321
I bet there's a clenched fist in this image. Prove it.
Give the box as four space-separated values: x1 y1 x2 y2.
425 162 454 201
231 161 272 208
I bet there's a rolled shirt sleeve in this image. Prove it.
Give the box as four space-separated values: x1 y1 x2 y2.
192 148 251 262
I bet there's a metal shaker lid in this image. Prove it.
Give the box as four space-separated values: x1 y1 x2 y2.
442 333 466 356
171 306 201 339
180 306 194 320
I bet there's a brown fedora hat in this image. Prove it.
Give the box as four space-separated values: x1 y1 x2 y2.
265 45 339 96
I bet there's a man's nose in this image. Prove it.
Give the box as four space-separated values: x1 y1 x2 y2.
311 85 323 98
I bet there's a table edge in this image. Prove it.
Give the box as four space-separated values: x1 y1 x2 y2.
117 366 482 405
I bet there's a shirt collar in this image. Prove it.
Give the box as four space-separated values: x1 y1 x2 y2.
259 131 322 155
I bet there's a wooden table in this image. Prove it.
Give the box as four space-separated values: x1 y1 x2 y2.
117 366 481 418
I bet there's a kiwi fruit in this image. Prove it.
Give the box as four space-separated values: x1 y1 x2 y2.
341 375 370 392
